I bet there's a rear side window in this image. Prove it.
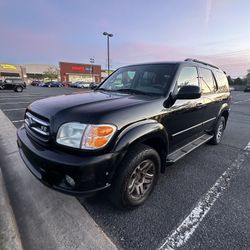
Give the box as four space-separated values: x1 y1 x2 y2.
214 71 229 92
176 67 199 90
199 68 217 94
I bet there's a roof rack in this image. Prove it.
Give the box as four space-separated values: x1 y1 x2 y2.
184 58 219 70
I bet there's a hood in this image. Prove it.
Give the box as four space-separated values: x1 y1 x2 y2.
29 90 160 129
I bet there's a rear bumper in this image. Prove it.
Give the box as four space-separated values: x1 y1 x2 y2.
17 127 122 196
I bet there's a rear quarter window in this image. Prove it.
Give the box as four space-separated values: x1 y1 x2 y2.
13 79 23 84
199 67 217 94
214 71 229 92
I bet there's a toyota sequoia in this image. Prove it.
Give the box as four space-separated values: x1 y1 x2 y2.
17 59 231 208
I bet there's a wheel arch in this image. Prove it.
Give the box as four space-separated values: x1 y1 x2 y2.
217 103 230 126
112 120 169 175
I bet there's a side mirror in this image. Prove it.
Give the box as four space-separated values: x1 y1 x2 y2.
176 85 201 99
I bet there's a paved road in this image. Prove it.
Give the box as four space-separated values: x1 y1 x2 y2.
80 91 250 250
0 86 85 128
0 87 249 250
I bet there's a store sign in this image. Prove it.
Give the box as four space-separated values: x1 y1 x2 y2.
0 64 17 70
72 66 84 71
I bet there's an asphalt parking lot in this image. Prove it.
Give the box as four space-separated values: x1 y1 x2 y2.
0 87 250 250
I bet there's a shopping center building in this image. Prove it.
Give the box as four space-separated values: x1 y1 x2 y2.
1 61 103 83
0 63 27 81
59 62 101 83
25 64 57 81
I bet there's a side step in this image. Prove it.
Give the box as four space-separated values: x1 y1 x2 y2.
166 134 213 165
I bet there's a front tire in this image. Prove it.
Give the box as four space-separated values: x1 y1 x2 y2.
210 116 225 145
108 144 160 209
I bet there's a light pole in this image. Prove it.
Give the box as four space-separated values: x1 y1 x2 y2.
103 32 113 76
90 57 94 82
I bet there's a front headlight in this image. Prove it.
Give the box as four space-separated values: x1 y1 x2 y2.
56 123 116 150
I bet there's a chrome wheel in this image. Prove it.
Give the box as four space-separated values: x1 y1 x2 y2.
127 159 156 200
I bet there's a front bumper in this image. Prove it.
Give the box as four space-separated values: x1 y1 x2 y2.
17 127 122 196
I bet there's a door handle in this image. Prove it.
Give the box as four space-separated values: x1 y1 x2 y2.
196 103 203 109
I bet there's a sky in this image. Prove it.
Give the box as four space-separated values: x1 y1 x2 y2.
1 0 250 77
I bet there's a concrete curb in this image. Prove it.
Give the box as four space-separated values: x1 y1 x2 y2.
0 110 117 250
0 169 23 250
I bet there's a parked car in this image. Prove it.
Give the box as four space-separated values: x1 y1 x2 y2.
50 81 63 88
42 81 62 87
17 59 230 209
70 82 79 88
0 78 25 92
244 85 250 92
76 81 90 88
90 82 99 89
62 81 72 87
41 82 51 87
31 80 44 86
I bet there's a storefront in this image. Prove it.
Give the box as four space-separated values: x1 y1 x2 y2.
59 62 101 83
25 64 57 82
0 63 27 81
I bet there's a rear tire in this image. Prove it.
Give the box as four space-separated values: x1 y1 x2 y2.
15 86 23 92
210 116 225 145
108 144 160 209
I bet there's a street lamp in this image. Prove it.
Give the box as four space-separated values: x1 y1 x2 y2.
103 32 113 76
90 57 95 82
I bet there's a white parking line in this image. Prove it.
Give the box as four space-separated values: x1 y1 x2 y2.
12 120 24 123
158 142 250 250
0 102 31 105
3 108 26 111
0 95 50 99
232 98 250 104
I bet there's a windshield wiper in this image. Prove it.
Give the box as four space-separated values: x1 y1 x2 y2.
96 88 112 92
115 88 148 95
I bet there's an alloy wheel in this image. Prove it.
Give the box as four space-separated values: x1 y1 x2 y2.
127 159 156 201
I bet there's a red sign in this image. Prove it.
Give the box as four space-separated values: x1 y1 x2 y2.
72 66 84 71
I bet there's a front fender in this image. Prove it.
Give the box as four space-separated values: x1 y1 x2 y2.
113 119 168 153
111 120 169 174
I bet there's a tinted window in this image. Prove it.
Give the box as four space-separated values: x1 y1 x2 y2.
108 70 136 89
13 79 23 84
214 71 229 92
100 64 176 95
176 67 199 90
199 68 217 94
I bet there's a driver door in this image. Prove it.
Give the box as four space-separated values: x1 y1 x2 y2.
163 66 205 145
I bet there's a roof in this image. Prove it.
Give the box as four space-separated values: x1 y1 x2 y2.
121 59 224 73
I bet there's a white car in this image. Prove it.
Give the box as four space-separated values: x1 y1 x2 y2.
77 82 90 88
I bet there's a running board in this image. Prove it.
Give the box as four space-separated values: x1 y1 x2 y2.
166 134 213 165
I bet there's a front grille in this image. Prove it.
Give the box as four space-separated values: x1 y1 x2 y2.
24 111 50 142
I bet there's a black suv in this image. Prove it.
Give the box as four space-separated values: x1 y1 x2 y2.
17 59 230 208
0 78 25 92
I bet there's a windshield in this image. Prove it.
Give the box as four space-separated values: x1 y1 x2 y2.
99 64 176 95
